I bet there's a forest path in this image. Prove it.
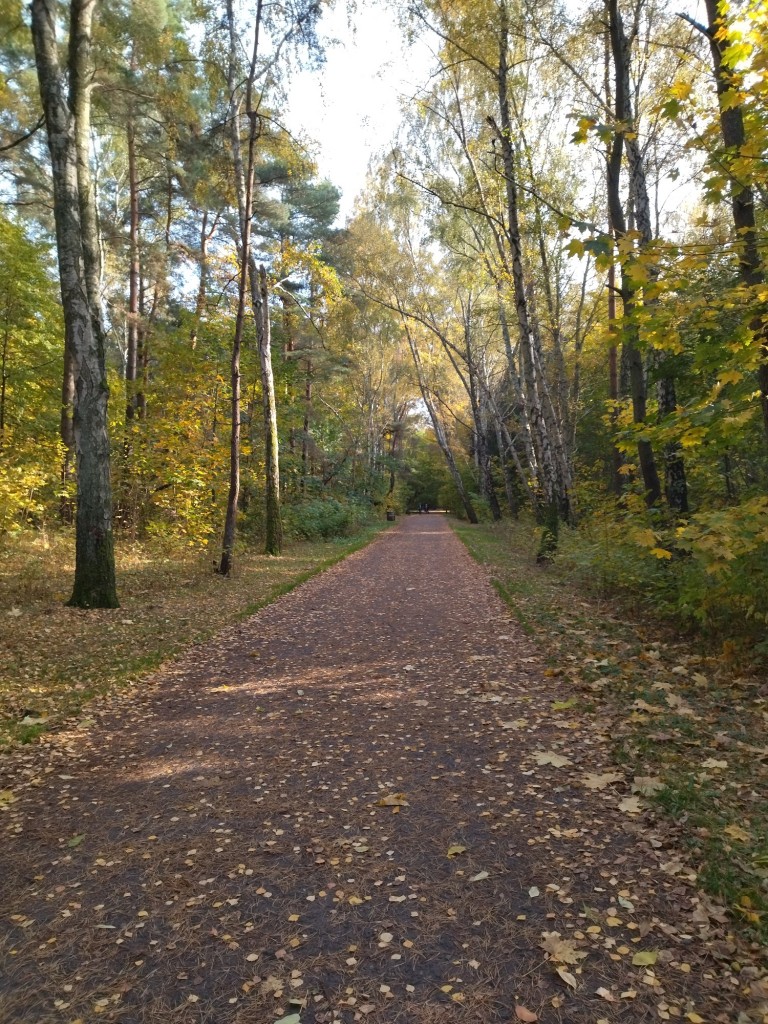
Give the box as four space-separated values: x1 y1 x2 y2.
0 516 746 1023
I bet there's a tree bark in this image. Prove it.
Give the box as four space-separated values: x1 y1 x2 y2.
702 0 768 443
606 0 662 507
218 0 257 576
31 0 118 608
489 0 568 548
257 264 283 554
125 111 140 422
402 319 477 523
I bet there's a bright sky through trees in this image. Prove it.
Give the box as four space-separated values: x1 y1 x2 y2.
285 2 432 223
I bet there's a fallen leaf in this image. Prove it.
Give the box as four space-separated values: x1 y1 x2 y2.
632 951 658 966
618 796 643 815
582 772 623 790
376 793 409 807
515 1005 538 1022
724 823 750 842
447 844 467 858
631 776 664 796
556 966 578 988
541 932 587 964
273 1015 301 1024
469 870 489 882
533 751 572 768
67 834 85 848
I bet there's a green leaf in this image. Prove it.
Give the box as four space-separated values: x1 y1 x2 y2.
67 834 85 848
632 950 658 966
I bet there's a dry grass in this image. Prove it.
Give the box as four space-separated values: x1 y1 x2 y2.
0 526 385 749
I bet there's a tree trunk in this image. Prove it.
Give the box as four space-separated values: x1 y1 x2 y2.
218 0 259 576
489 0 567 547
606 0 662 507
256 264 282 554
32 0 118 608
402 319 477 523
702 0 768 443
301 357 312 491
125 111 140 422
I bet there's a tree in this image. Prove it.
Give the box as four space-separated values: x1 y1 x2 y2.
30 0 118 607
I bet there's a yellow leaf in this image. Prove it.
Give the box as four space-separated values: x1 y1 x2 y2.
649 547 673 560
556 966 578 988
376 793 409 807
724 823 750 841
447 844 467 858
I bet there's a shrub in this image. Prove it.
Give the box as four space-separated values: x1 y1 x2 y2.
282 498 371 541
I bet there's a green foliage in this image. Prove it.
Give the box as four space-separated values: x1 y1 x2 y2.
0 215 64 531
282 498 374 541
559 494 768 648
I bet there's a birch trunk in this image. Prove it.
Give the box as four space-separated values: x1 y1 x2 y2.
402 321 477 523
489 0 566 547
257 264 282 554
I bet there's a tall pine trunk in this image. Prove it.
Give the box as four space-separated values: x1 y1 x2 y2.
32 0 118 608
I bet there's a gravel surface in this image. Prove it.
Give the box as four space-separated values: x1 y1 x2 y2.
0 515 759 1023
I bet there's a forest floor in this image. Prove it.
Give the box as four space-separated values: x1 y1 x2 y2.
0 527 385 749
0 515 766 1024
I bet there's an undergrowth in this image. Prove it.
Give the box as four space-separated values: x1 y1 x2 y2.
453 516 768 948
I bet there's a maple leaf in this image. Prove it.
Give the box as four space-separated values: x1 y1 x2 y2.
582 772 623 790
618 796 644 814
533 751 572 768
540 931 587 964
631 776 664 796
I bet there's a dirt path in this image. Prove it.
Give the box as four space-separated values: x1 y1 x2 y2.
0 516 759 1024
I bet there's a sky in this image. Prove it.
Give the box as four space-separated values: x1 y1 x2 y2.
284 3 434 225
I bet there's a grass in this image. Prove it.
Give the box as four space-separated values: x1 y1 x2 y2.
452 515 768 948
0 522 388 750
